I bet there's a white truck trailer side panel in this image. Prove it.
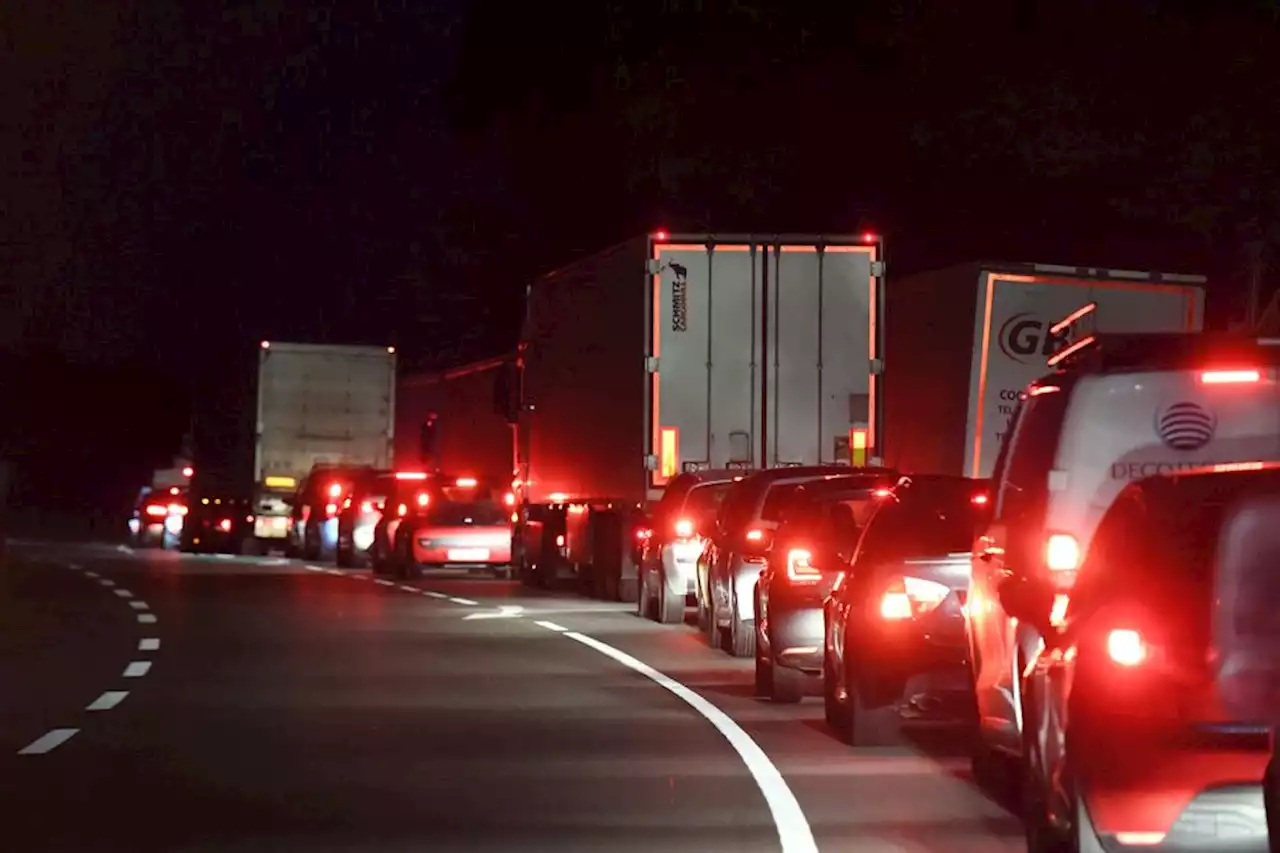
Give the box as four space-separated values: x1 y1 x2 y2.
962 270 1204 477
254 343 397 484
651 238 880 489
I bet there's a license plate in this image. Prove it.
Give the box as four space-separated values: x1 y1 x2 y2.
447 548 490 562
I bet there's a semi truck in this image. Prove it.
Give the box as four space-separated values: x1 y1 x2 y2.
496 231 886 599
250 341 397 552
396 354 515 480
882 260 1206 479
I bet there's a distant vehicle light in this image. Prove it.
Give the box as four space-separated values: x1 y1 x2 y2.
653 229 669 241
217 518 232 532
397 503 408 517
1107 629 1147 666
873 487 892 498
504 492 516 506
181 466 194 478
1046 533 1080 572
145 504 167 518
456 477 478 488
548 493 567 503
395 471 427 481
745 528 764 542
674 518 694 538
861 232 877 243
324 503 338 516
169 487 180 495
387 346 396 354
168 503 187 516
260 340 270 349
971 493 990 506
417 493 430 507
361 501 374 513
328 483 343 498
510 512 518 524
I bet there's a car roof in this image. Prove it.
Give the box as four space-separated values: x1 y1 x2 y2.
1044 332 1280 379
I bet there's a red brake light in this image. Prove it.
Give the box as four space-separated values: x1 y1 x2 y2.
971 493 989 506
168 503 187 516
328 483 343 498
181 466 194 478
456 477 477 488
786 548 821 582
397 503 408 517
861 231 877 243
504 492 516 506
1045 533 1080 572
416 493 430 507
217 518 232 532
872 487 892 499
395 471 427 481
674 518 694 538
635 527 652 541
169 487 180 495
360 501 374 513
324 503 338 516
745 528 764 542
653 229 669 241
1200 369 1261 384
1107 629 1147 666
342 497 352 509
145 504 167 518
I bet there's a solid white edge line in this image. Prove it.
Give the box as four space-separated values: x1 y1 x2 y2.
86 691 129 711
449 597 479 606
375 579 395 587
138 638 160 651
129 601 150 610
114 589 134 598
137 614 158 624
562 631 819 853
534 620 567 632
123 661 152 677
18 728 79 755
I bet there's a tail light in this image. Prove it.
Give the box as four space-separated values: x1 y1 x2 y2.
168 504 188 516
971 493 989 506
1106 629 1148 667
397 503 408 517
1200 368 1261 384
504 492 516 506
342 497 352 510
745 528 765 543
1050 594 1070 627
510 512 518 524
879 576 950 620
872 487 892 499
395 471 427 480
328 483 343 498
145 505 167 518
416 493 430 507
324 503 338 516
456 477 477 488
555 534 565 547
635 527 652 541
741 527 771 561
360 501 374 513
1045 533 1080 572
674 518 694 538
217 518 232 532
786 548 821 583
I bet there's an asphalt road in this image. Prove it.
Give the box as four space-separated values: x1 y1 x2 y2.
0 542 1023 852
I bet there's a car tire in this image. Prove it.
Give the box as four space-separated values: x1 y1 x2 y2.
657 575 684 624
823 652 851 737
336 547 352 568
729 612 755 658
754 645 773 697
707 592 726 649
770 660 805 704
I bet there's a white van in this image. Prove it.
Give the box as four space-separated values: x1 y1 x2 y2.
966 333 1280 784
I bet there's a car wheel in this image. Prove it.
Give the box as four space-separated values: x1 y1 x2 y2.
823 651 850 737
753 644 773 697
657 573 684 624
707 591 725 649
770 660 805 704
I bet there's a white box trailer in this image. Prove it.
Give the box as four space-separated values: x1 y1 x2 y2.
251 341 397 544
883 261 1206 479
508 232 885 598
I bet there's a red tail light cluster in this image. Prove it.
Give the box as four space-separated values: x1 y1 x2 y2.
786 548 821 583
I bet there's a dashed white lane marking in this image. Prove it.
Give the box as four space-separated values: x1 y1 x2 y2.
86 691 129 711
374 579 395 587
129 601 150 610
123 661 152 678
114 589 134 598
424 591 449 599
68 563 82 571
449 597 479 606
534 620 568 632
326 569 343 576
558 630 819 853
98 578 115 587
138 638 160 651
116 544 134 555
304 566 322 572
18 728 79 755
137 614 158 624
352 575 367 580
84 571 100 578
399 585 418 593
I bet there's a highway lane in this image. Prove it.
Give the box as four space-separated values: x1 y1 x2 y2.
0 543 1023 852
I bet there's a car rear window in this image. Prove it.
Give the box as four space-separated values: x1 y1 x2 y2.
898 491 984 554
426 500 507 526
682 482 731 525
760 483 807 522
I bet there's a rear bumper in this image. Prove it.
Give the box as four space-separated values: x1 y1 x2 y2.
856 605 969 685
412 527 513 565
767 603 825 672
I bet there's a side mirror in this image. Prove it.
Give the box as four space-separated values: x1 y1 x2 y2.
997 575 1056 636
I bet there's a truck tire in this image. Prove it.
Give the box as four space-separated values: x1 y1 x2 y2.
657 576 684 624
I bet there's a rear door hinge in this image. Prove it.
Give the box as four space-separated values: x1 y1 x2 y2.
870 260 886 277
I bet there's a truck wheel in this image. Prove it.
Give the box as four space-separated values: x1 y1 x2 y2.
657 577 684 624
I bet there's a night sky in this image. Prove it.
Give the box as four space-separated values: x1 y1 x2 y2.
4 1 1279 520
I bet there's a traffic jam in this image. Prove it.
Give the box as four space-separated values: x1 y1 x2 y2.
131 239 1280 852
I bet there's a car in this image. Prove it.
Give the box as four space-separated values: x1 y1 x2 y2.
1007 464 1280 853
128 485 187 549
335 470 430 568
968 333 1280 786
181 494 253 555
700 465 898 657
390 475 515 579
752 473 897 701
637 469 747 624
286 463 377 561
822 474 991 744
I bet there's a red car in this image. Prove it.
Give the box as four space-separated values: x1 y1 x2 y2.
391 476 516 578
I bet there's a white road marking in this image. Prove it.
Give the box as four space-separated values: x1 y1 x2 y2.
352 575 367 580
114 589 134 598
123 661 152 677
68 563 82 571
375 579 395 587
214 554 234 560
129 601 150 610
463 605 524 621
138 638 160 651
117 544 134 555
98 578 115 587
18 728 79 755
399 585 418 593
423 591 448 599
534 620 568 632
449 597 479 606
84 571 100 578
562 631 819 853
137 614 158 624
327 569 344 576
303 565 322 572
86 691 129 711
